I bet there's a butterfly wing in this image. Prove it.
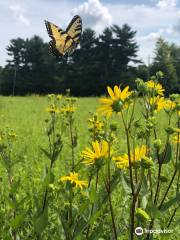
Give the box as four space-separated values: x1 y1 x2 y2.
66 15 82 42
64 15 82 56
45 20 67 56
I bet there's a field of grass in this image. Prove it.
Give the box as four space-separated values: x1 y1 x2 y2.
0 95 179 239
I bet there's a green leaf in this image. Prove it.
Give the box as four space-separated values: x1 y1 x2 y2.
141 195 148 209
160 193 180 212
89 187 98 204
40 147 51 160
159 142 172 164
11 214 24 230
72 217 87 239
89 210 101 225
121 173 131 194
146 201 161 219
11 178 21 194
139 176 148 196
34 206 48 234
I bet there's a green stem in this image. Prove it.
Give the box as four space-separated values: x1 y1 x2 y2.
159 169 177 209
86 170 99 238
167 206 178 228
121 111 135 240
69 115 75 170
107 142 118 240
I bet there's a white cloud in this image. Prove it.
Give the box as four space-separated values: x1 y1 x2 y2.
156 0 177 8
107 4 178 30
9 4 30 26
137 32 161 42
72 0 112 31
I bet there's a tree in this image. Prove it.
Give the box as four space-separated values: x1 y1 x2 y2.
151 38 178 94
69 28 100 95
1 24 140 96
4 36 63 95
170 43 180 93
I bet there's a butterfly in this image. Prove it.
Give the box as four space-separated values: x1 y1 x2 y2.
45 15 82 57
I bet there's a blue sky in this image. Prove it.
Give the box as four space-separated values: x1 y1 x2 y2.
0 0 180 66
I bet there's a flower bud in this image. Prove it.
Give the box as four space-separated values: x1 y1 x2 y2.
160 176 168 183
141 157 154 169
110 123 118 132
156 71 163 79
112 100 123 112
153 139 162 149
165 126 175 135
136 79 148 93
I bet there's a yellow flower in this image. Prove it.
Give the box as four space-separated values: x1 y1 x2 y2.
60 105 76 113
98 85 132 117
113 145 147 169
146 80 164 96
47 94 55 99
46 104 59 113
60 172 87 190
148 96 165 112
81 140 109 165
8 132 17 139
163 99 176 111
56 94 63 100
88 115 104 132
172 135 180 144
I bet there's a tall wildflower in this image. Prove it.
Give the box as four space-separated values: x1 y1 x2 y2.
113 145 148 169
81 140 109 165
98 85 132 117
60 172 87 190
146 80 164 96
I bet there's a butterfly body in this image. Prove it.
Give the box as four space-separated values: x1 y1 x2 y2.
45 15 82 57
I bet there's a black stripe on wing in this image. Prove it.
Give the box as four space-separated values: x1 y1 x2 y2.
66 15 82 33
45 20 53 39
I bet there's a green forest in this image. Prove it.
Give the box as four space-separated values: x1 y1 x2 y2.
0 24 180 96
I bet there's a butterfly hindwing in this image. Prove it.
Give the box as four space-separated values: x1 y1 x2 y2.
45 15 82 57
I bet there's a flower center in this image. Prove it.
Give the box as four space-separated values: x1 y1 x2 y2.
112 100 123 112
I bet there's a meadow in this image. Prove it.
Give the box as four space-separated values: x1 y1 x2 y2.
0 77 179 240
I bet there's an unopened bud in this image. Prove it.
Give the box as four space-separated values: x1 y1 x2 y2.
153 139 162 149
141 157 154 169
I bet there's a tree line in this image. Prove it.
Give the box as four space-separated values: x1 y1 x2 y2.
0 24 179 96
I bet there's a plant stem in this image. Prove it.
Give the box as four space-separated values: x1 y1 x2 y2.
159 169 177 209
69 115 75 170
121 111 135 240
154 163 162 205
167 206 178 228
86 170 99 238
108 142 118 240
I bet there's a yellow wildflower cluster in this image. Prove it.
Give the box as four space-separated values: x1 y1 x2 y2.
146 80 164 96
46 104 59 113
60 104 76 114
147 96 166 112
88 115 104 135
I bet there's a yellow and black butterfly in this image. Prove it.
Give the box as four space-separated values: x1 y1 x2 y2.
45 15 82 57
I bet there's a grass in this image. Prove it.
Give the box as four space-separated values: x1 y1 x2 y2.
0 95 175 173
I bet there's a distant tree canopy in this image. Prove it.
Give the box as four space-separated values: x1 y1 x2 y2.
150 38 180 94
0 25 179 96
